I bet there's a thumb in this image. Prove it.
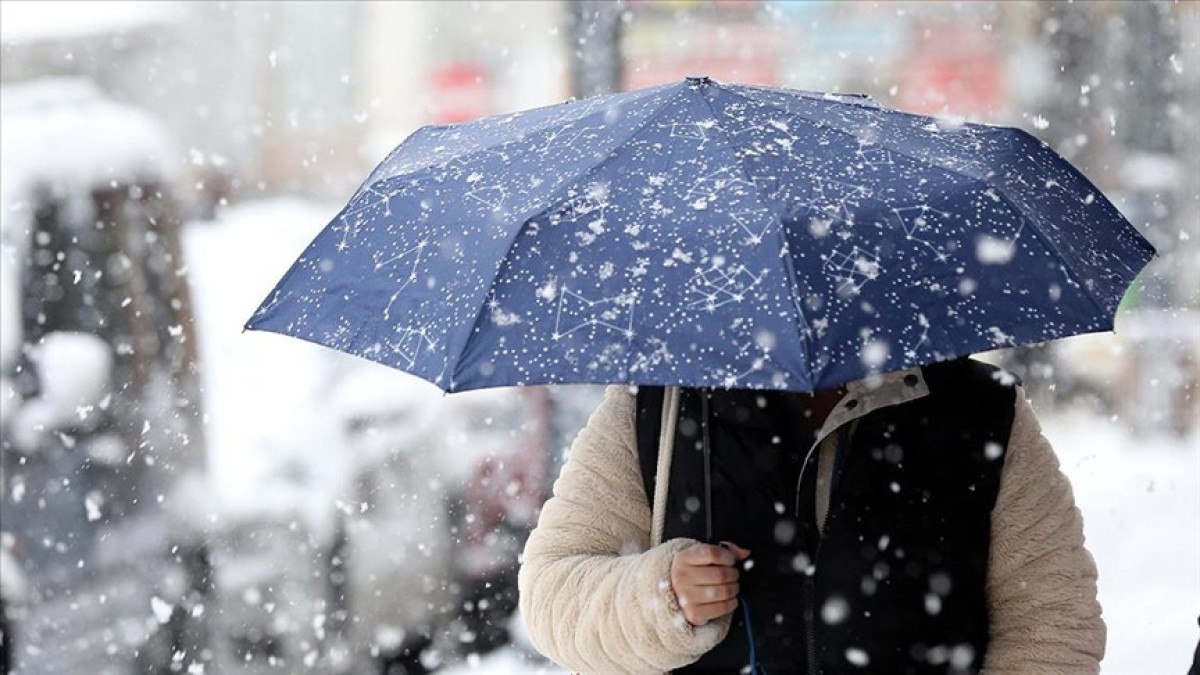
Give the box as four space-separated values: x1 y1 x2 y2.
718 541 752 560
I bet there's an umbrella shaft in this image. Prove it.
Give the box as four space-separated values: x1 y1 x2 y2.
701 389 714 544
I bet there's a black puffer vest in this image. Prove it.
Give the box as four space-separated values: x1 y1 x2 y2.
635 358 1018 674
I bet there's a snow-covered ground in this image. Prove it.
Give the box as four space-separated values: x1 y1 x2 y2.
439 647 562 675
1045 410 1200 674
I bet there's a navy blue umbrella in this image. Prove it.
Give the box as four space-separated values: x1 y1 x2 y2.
244 76 1155 393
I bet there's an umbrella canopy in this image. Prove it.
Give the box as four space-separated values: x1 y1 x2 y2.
244 76 1155 393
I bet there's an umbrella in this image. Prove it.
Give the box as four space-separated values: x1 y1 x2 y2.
243 75 1155 394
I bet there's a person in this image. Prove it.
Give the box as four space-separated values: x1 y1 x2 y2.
517 357 1105 673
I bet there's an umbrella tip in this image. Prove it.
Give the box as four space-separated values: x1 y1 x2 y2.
685 75 713 86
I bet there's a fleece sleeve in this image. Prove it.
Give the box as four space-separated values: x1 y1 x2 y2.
983 385 1105 673
517 385 731 674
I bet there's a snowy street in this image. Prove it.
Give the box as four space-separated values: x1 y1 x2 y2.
3 1 1199 674
1048 414 1200 674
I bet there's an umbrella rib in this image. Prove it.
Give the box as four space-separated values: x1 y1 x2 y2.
722 86 1118 321
723 86 1001 185
731 81 883 110
360 83 676 192
1004 129 1157 283
956 180 1114 319
696 86 819 389
447 84 692 390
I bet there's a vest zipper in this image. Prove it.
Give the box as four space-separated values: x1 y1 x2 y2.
804 574 817 674
792 433 823 675
807 468 838 675
798 424 850 675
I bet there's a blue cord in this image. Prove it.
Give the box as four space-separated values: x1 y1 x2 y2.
739 592 766 675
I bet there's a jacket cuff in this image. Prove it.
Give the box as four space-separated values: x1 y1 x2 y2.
638 537 733 665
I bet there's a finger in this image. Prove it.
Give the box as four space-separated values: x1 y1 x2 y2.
719 541 752 560
682 543 731 566
694 582 738 604
686 564 739 586
678 583 738 615
682 543 735 567
677 584 737 608
691 598 739 624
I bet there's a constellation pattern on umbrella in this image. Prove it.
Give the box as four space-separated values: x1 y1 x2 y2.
366 91 639 205
725 116 805 158
683 166 757 207
805 176 873 226
479 146 515 164
856 145 895 170
373 239 427 272
729 207 776 245
628 337 674 375
344 184 398 220
709 343 778 389
246 77 1152 393
377 241 428 320
789 286 829 340
904 312 932 360
823 246 882 296
547 185 613 227
536 94 609 127
465 184 508 210
387 324 439 369
979 187 1032 245
725 115 790 137
687 264 764 310
382 291 410 322
750 174 783 200
484 290 524 327
553 287 637 339
661 119 718 150
529 123 611 154
888 204 954 261
322 319 360 350
251 288 282 320
338 184 404 251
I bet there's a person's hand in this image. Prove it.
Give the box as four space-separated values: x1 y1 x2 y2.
669 541 751 626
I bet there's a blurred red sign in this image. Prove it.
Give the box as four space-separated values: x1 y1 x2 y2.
429 62 490 124
896 20 1005 118
622 20 780 90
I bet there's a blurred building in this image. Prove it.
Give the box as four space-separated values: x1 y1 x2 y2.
2 4 576 672
2 1 572 204
0 76 210 672
1 2 1196 673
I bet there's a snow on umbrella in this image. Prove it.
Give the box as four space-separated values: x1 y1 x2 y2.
244 75 1155 393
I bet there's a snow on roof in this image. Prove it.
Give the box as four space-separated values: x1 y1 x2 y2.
0 77 182 368
0 76 181 243
0 0 178 44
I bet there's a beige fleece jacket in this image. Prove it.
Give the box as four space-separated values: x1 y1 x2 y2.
518 381 1105 674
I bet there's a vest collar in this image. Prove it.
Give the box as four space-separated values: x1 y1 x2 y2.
814 366 930 444
649 366 931 546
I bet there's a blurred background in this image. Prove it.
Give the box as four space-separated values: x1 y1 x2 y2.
0 1 1196 673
